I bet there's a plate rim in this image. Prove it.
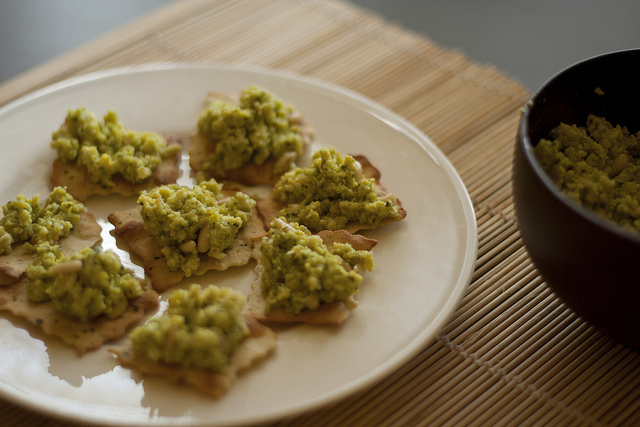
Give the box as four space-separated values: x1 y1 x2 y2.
0 62 478 426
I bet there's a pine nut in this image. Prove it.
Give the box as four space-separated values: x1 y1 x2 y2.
179 240 197 253
354 160 363 181
381 193 397 204
49 259 83 274
274 151 297 174
198 223 211 253
273 217 296 233
609 153 629 178
288 111 303 124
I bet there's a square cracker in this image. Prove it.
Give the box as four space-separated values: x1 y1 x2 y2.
189 132 286 186
0 278 159 356
108 199 266 292
109 315 277 399
50 135 182 202
244 229 378 325
0 210 102 285
188 92 313 186
256 154 407 234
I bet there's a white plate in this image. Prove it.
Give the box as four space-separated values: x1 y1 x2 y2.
0 64 476 426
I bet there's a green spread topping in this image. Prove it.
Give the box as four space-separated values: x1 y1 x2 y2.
535 114 640 231
0 186 83 255
138 180 256 276
197 86 305 175
260 218 374 314
50 107 180 187
273 147 398 231
130 284 249 372
26 244 143 322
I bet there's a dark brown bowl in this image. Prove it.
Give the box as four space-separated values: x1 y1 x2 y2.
513 49 640 349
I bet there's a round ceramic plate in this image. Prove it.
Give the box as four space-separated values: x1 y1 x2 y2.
0 64 477 426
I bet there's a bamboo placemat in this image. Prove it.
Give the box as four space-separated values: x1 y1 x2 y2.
1 1 639 426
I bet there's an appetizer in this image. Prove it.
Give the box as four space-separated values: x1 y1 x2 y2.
111 284 277 399
0 186 101 284
257 147 407 233
0 244 158 355
245 218 377 324
108 180 265 292
50 107 182 201
189 86 314 185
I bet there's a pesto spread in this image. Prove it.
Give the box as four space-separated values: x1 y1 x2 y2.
535 114 640 232
129 284 249 372
26 244 143 322
197 86 305 175
273 147 398 231
260 218 374 314
50 107 180 187
138 180 256 276
0 186 83 255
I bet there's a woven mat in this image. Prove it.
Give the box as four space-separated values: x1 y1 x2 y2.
1 1 639 426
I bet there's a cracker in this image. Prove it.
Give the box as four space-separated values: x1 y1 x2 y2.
189 92 313 186
244 229 377 325
109 315 277 399
0 210 102 285
0 278 158 356
256 154 407 233
50 135 182 202
108 196 266 292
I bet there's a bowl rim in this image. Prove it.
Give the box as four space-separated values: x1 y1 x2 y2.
518 48 640 245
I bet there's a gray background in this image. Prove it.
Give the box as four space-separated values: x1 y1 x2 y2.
1 0 639 92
